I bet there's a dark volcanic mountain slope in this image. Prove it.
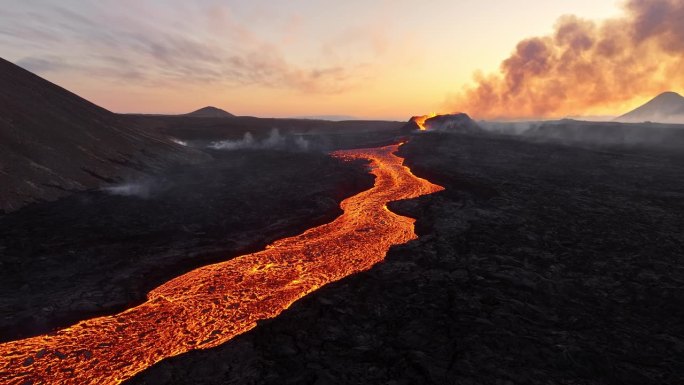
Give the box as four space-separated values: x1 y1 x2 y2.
616 91 684 123
186 106 234 118
0 58 207 212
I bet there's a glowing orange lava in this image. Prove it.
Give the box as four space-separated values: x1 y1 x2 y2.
412 113 438 130
0 143 443 385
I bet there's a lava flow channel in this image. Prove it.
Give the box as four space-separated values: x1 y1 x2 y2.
0 143 443 385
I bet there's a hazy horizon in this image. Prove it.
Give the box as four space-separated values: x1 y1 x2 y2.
2 0 683 120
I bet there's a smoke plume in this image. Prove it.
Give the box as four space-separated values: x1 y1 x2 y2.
451 0 684 120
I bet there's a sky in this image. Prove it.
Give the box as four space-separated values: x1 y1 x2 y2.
2 0 676 120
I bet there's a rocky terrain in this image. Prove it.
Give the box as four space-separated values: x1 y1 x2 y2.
0 148 372 342
423 113 481 133
128 131 684 385
0 58 207 213
3 59 682 382
126 113 403 150
523 119 684 148
0 57 405 344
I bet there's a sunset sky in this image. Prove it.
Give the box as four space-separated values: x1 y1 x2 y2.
2 0 681 120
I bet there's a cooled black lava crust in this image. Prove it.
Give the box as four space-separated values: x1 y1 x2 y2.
129 132 684 385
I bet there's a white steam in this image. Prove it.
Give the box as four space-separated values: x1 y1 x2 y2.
102 182 153 198
294 135 310 151
170 138 188 146
209 129 310 151
478 121 541 135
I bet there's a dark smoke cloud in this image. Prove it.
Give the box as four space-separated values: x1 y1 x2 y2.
451 0 684 120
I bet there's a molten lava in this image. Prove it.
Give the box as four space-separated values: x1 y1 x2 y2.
0 144 443 385
412 113 438 130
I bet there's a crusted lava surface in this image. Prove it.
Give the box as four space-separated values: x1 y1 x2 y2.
128 132 684 385
0 149 373 342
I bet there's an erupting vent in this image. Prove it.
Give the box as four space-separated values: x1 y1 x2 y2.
411 113 438 130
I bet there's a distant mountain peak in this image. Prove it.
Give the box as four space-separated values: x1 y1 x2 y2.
186 106 234 118
655 91 683 99
616 91 684 124
648 91 684 105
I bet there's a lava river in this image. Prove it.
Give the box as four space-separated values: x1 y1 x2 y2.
0 143 443 385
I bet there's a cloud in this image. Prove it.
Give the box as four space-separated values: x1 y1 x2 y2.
0 2 367 93
449 0 684 120
15 56 69 73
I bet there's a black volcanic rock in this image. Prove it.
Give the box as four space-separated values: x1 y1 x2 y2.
186 106 234 118
128 113 404 149
0 57 208 212
616 91 684 123
401 117 423 133
524 119 684 148
424 113 481 132
0 149 374 342
128 131 684 385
